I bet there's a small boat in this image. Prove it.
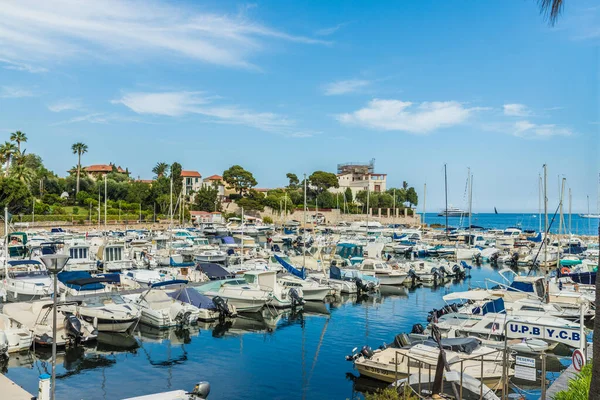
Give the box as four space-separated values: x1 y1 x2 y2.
438 206 470 217
355 259 407 285
167 287 237 322
395 371 500 400
277 275 330 301
124 280 200 328
195 279 269 313
0 313 33 352
65 293 141 333
0 260 54 301
122 381 210 400
194 250 228 263
3 300 97 346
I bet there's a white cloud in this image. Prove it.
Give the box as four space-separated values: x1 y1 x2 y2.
0 0 327 70
48 99 82 112
112 91 296 135
513 120 573 138
324 79 370 96
0 58 47 73
0 86 36 98
337 99 476 133
315 23 347 36
503 103 530 117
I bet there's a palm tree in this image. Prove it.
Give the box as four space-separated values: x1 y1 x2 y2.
9 163 35 186
538 0 563 25
152 162 170 178
0 141 17 176
71 142 88 194
9 131 27 153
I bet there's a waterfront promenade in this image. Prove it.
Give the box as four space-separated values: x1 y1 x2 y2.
0 373 33 399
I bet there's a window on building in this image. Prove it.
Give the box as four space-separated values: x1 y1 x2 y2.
375 185 381 192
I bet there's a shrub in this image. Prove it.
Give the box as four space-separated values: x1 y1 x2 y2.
552 363 591 400
262 216 273 224
72 207 79 215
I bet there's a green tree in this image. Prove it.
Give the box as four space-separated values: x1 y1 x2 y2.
0 141 17 176
71 142 88 194
378 192 394 208
223 165 257 195
170 162 183 199
286 173 299 189
10 131 27 153
406 187 418 207
344 187 353 203
0 177 31 213
236 197 264 212
308 171 339 194
193 184 220 212
316 190 336 208
152 162 169 178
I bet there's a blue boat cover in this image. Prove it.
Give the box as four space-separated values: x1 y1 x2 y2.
170 258 195 267
168 287 216 310
197 263 235 280
58 271 105 291
508 281 534 293
274 254 306 279
527 233 542 243
8 259 42 266
150 280 188 288
460 261 472 270
481 297 505 315
393 233 406 240
221 236 235 245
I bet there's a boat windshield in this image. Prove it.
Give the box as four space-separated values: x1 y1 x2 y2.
10 269 49 278
86 295 126 307
225 279 250 286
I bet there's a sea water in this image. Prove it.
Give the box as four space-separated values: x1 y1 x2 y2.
3 265 564 399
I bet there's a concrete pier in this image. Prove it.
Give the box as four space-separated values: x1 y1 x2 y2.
0 374 33 399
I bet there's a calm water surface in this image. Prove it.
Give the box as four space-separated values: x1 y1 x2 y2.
3 265 564 399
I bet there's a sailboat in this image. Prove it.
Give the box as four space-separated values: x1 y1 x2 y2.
581 173 600 218
494 207 498 215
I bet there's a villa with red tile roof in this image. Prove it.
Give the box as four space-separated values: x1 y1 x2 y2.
82 163 129 179
202 174 226 199
182 170 202 197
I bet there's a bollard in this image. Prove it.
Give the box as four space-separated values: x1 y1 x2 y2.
38 373 51 400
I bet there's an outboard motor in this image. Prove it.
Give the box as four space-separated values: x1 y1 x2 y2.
288 288 304 308
450 303 459 313
175 310 192 326
355 278 369 294
407 268 420 285
452 264 465 279
510 252 519 267
411 323 425 335
490 252 499 265
64 313 82 343
360 345 374 359
190 381 211 400
474 253 482 265
212 296 233 319
271 244 281 252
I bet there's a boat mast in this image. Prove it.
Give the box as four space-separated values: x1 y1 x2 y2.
468 171 473 247
4 207 8 276
543 164 548 268
303 173 307 269
538 175 542 233
444 164 448 239
241 207 244 257
169 175 173 228
559 178 565 236
104 174 107 227
422 184 426 229
365 181 370 236
392 188 396 225
568 188 572 234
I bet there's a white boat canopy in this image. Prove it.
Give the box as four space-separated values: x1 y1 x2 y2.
442 290 493 302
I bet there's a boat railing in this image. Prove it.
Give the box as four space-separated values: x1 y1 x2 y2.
393 346 508 400
484 278 544 302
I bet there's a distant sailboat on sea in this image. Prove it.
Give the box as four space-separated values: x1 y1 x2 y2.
581 173 600 218
494 207 498 215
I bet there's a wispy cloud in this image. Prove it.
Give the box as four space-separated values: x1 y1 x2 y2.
513 120 573 138
48 98 82 112
51 112 145 126
337 99 478 134
0 58 47 73
0 0 328 70
112 91 302 136
503 103 531 117
0 86 36 98
315 23 348 36
323 79 370 96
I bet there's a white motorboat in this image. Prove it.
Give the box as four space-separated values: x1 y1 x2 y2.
395 372 500 400
242 271 305 309
168 286 237 322
123 269 166 286
351 337 508 389
97 242 133 272
0 313 33 352
64 242 96 271
277 274 330 301
356 259 407 285
194 249 228 263
195 279 269 313
67 294 141 333
124 281 200 328
0 259 53 302
3 300 97 346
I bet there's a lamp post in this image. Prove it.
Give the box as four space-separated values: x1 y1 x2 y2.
40 254 70 400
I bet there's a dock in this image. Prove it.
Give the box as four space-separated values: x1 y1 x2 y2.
0 374 33 400
544 345 592 399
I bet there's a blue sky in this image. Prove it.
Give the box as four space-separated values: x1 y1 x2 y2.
0 0 598 212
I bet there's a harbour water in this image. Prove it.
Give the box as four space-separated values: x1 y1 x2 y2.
2 264 568 399
423 212 600 236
